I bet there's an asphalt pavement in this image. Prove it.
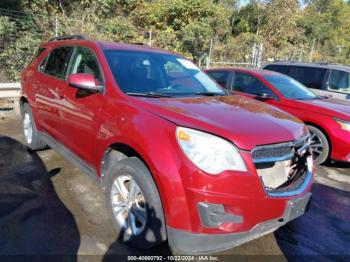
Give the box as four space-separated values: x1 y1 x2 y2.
0 117 349 261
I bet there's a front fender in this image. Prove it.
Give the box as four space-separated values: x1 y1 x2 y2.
95 106 193 230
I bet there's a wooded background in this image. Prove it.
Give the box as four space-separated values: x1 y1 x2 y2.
0 0 349 81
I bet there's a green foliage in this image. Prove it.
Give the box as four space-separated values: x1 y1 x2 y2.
301 0 350 63
0 16 16 35
101 17 140 42
232 2 266 35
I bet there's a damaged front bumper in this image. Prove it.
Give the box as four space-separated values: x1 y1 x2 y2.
167 192 311 254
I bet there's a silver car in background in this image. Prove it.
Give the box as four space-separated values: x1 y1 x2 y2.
264 62 350 100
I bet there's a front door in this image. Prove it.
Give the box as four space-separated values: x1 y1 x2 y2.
61 46 105 165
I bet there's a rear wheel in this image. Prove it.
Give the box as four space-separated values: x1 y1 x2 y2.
105 157 166 249
307 125 329 165
21 103 47 150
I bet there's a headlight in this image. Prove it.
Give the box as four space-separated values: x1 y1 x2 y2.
176 127 247 175
334 118 350 132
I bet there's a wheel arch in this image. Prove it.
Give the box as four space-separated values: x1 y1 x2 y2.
100 142 151 188
100 142 169 240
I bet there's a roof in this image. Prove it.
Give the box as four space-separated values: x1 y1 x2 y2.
264 61 350 72
98 41 177 55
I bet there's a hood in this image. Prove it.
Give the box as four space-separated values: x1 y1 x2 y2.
294 97 350 120
132 95 306 150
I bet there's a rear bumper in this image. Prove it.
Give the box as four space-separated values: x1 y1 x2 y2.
167 192 311 254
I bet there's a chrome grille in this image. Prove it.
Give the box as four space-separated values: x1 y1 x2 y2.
252 135 310 164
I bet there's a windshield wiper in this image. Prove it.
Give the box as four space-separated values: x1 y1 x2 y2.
126 92 173 98
194 91 228 96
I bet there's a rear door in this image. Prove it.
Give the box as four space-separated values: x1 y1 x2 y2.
61 46 105 164
35 46 73 141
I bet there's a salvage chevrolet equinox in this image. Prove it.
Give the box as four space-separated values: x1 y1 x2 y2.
21 35 313 254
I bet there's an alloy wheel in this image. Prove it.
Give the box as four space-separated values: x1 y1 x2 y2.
110 175 147 236
309 132 324 161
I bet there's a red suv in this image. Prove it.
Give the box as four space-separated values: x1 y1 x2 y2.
21 35 313 254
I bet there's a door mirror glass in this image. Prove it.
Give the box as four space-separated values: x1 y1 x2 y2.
68 73 103 93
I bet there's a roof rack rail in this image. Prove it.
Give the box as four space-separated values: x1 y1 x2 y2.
48 34 87 42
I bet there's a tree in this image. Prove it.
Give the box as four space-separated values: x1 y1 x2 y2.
301 0 350 62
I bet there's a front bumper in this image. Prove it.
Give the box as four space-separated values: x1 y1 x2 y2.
331 128 350 162
168 192 311 254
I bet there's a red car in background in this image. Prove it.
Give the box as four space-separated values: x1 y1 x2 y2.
206 68 350 165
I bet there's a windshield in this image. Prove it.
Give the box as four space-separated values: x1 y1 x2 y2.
104 50 225 97
264 74 317 100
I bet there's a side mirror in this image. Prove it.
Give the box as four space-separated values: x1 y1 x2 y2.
68 73 103 93
255 92 275 101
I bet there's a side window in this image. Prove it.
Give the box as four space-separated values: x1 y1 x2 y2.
328 70 350 94
232 72 274 96
68 47 103 84
287 66 326 90
207 71 229 88
44 47 73 79
264 64 287 74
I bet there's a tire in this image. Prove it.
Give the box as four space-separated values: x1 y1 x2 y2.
307 125 329 165
21 103 47 150
105 157 166 249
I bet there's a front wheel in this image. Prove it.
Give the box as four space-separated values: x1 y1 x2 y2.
105 157 167 249
307 125 329 165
